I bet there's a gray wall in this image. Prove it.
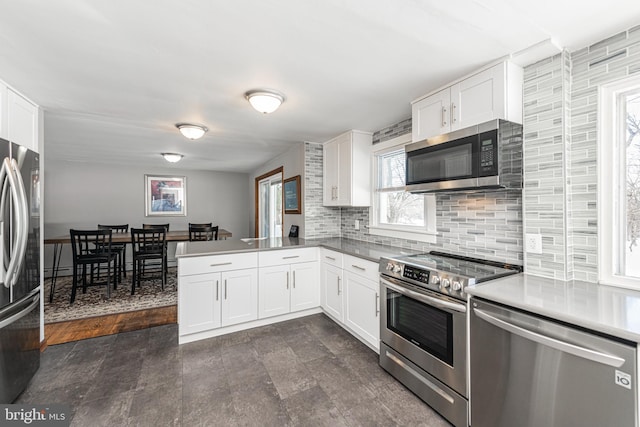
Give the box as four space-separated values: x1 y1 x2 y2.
44 159 250 275
249 142 305 238
524 24 640 281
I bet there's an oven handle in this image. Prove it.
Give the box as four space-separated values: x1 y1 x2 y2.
381 278 466 314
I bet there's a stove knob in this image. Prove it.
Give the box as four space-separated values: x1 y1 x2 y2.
431 275 440 285
441 278 450 288
386 262 394 271
452 281 462 291
393 265 402 274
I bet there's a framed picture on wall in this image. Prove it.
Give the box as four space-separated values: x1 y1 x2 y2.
284 175 301 214
145 174 187 216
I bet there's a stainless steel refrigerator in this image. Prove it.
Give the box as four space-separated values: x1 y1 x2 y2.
0 137 40 403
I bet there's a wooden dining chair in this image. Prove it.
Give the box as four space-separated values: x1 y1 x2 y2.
69 229 118 304
189 225 218 241
130 227 167 294
98 224 128 281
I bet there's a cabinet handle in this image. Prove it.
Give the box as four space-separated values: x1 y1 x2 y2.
337 276 341 295
282 255 299 259
293 271 296 288
210 262 232 267
351 265 366 271
375 292 379 317
451 103 456 124
286 271 289 289
216 280 219 301
325 256 336 261
224 279 228 300
442 106 447 127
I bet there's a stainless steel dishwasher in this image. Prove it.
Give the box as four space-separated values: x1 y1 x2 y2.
470 298 638 427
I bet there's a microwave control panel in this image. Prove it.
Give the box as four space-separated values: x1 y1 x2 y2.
479 139 495 170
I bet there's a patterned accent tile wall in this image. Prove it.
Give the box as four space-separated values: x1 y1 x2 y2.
522 24 640 282
304 142 341 239
372 118 412 145
569 26 640 282
522 53 570 279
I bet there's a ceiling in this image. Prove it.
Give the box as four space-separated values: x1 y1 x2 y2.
0 1 639 173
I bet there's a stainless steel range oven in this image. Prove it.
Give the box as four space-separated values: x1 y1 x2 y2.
379 251 521 427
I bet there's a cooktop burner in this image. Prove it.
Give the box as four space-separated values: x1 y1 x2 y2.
379 250 522 300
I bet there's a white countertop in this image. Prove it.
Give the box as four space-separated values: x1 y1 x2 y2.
466 273 640 343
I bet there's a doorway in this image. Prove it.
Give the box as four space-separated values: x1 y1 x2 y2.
255 167 284 238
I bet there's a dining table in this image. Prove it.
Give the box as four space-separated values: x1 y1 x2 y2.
44 228 232 302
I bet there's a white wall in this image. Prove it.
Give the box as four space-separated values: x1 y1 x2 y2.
44 159 250 275
248 142 305 238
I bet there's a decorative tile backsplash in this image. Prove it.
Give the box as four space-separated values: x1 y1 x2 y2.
523 24 640 282
304 142 341 239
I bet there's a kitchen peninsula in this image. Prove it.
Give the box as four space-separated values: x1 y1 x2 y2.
175 237 420 346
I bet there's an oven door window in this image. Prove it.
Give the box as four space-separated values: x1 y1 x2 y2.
386 289 453 365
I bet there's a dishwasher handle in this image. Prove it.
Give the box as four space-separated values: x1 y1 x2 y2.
473 307 626 368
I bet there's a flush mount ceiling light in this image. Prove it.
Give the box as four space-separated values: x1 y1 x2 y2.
244 89 285 114
161 153 184 163
175 123 208 140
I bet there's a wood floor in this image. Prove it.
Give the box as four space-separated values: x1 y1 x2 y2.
43 305 177 347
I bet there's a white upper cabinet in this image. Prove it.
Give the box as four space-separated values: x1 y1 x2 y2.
0 79 40 152
412 61 523 142
323 130 372 207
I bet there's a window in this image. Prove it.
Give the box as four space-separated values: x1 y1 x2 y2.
369 135 436 243
599 76 640 288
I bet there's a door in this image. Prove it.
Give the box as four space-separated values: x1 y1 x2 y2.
412 88 451 141
471 298 637 427
336 134 352 205
450 65 504 130
255 167 283 238
179 272 221 334
221 268 258 326
290 261 319 312
344 272 379 350
322 263 343 321
258 265 290 319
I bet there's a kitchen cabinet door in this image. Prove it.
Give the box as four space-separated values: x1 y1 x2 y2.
322 263 343 322
7 89 38 153
221 268 258 327
258 265 290 319
290 261 319 312
450 64 505 131
344 271 379 351
178 272 222 335
412 88 451 142
323 138 340 206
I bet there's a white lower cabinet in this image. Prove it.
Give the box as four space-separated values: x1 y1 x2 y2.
221 268 259 326
179 268 258 335
321 250 380 352
322 263 344 322
344 271 380 350
259 261 319 319
179 272 222 335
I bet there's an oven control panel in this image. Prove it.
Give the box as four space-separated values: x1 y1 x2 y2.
402 265 430 284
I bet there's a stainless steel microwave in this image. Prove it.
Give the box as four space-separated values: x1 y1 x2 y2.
405 119 523 193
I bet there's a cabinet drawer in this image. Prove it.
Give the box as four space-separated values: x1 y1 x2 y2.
343 254 378 282
259 247 318 267
179 252 258 276
321 249 343 268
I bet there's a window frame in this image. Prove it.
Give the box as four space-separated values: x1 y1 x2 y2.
369 134 436 243
598 75 640 289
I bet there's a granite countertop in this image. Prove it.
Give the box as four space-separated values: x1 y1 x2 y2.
466 273 640 343
175 237 421 263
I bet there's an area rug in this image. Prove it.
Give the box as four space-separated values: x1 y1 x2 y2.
44 268 177 323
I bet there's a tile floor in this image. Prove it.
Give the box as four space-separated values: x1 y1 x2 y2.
18 314 450 426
